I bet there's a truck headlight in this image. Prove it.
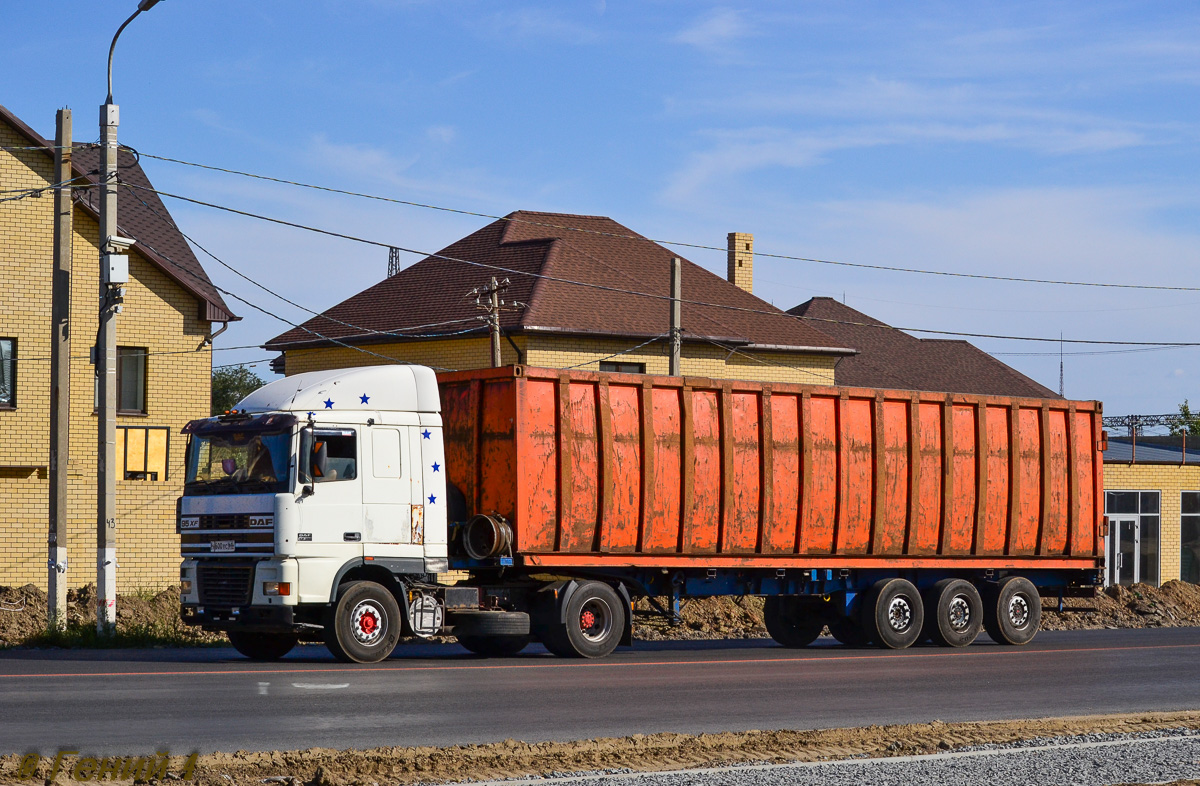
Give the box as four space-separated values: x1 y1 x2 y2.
263 581 291 597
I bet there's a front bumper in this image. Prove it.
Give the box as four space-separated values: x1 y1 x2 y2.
181 603 304 633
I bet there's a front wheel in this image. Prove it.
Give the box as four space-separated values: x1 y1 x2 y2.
324 580 402 663
983 576 1041 645
763 597 824 648
539 581 626 659
228 630 297 661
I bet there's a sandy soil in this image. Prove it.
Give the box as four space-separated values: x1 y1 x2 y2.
2 712 1198 785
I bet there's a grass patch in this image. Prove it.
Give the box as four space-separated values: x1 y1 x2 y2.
21 621 225 649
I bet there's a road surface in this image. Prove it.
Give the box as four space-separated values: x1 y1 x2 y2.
1 627 1198 755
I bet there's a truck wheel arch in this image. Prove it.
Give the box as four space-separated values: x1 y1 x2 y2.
533 579 634 648
328 559 406 604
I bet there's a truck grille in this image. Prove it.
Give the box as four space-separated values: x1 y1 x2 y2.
181 513 275 558
197 562 254 607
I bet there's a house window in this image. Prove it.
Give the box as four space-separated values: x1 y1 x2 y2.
118 346 147 414
118 426 169 481
0 338 14 408
599 362 645 374
1182 492 1200 584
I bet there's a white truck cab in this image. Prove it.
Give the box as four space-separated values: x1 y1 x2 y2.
178 365 452 661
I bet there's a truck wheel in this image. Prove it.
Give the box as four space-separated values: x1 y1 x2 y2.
982 576 1041 645
763 597 823 648
861 578 924 649
456 634 531 657
227 631 297 661
324 581 401 663
829 616 870 646
539 581 626 659
923 579 983 648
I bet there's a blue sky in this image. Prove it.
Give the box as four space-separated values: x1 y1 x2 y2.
5 2 1200 416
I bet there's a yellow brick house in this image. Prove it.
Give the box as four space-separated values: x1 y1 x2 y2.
0 104 235 591
267 212 855 381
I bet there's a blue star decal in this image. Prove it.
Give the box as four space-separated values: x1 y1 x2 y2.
306 412 315 419
323 398 334 409
421 429 431 439
359 394 370 404
431 462 440 472
427 493 437 504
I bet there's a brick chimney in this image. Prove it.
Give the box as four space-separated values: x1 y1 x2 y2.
727 232 753 294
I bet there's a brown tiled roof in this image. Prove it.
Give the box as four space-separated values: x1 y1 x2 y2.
787 297 1059 398
266 211 854 355
0 103 235 323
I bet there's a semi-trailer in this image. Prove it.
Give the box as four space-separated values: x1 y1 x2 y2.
178 364 1105 662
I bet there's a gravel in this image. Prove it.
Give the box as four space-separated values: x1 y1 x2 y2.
456 729 1200 786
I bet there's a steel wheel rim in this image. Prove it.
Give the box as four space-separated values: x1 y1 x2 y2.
579 597 613 643
887 595 913 632
1007 593 1031 629
351 600 387 645
947 595 972 632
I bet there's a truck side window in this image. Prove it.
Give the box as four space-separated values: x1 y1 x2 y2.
301 429 357 483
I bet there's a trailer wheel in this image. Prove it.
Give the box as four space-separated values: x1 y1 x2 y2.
763 597 824 648
923 579 983 648
324 580 401 663
540 581 626 659
227 631 297 661
861 578 924 649
829 616 870 646
456 634 531 657
982 576 1041 645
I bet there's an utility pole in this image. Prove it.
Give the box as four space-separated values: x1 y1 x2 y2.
669 257 682 376
48 108 72 631
96 0 163 635
471 277 511 368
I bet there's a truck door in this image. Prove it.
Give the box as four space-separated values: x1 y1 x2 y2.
297 426 364 553
362 426 413 548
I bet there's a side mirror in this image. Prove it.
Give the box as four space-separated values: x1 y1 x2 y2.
311 440 328 480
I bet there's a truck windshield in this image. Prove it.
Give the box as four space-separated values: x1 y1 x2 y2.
185 428 292 495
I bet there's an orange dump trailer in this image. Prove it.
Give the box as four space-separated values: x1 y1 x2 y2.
439 365 1104 656
440 365 1104 570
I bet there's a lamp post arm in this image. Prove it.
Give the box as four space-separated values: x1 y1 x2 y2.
106 9 142 103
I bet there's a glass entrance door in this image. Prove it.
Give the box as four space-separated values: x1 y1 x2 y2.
1108 518 1140 586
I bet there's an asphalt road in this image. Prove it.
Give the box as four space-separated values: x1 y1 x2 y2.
2 627 1199 756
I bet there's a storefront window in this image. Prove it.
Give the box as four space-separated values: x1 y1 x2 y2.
1181 492 1200 584
1104 491 1161 586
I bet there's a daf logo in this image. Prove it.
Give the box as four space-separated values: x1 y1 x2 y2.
249 515 274 528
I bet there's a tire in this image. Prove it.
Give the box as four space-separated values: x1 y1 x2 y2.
982 576 1041 646
923 579 983 648
538 581 626 659
324 580 402 663
860 578 924 650
227 630 297 661
763 597 824 648
829 616 870 646
456 634 532 657
450 610 531 637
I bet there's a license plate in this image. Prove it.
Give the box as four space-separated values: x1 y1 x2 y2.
210 540 236 553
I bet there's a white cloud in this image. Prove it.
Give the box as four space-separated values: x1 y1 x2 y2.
425 125 456 144
673 8 753 57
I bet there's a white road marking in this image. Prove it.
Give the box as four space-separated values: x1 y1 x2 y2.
291 682 350 690
257 682 269 695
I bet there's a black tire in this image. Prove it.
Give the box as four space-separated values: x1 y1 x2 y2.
324 580 402 663
861 578 924 650
923 579 983 648
456 634 532 657
829 616 870 646
763 597 824 648
538 581 626 659
228 630 297 661
982 576 1041 646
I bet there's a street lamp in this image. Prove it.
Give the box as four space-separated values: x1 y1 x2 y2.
96 0 164 635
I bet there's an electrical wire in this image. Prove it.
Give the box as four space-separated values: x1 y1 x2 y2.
136 150 1200 294
563 334 668 369
123 181 1200 349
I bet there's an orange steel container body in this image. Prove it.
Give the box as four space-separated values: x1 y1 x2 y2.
438 366 1105 572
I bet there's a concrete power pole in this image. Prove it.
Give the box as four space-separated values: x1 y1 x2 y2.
471 277 511 368
48 108 73 631
669 257 682 376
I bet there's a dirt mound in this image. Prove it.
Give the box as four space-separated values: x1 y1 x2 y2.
2 711 1197 785
0 583 224 648
634 581 1200 641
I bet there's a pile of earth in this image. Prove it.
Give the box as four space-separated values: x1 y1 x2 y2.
0 583 224 647
2 579 1199 648
632 580 1200 641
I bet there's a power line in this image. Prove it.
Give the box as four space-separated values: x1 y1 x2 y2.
124 181 1200 349
136 149 1200 294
